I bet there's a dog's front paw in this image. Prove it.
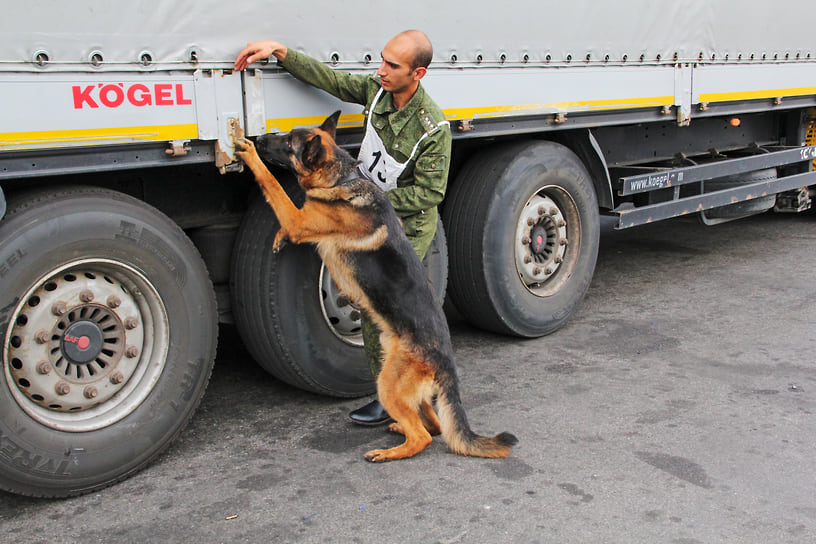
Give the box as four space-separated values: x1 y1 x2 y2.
233 137 255 157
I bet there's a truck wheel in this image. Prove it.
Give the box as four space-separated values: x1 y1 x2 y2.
230 194 447 397
0 187 217 497
443 141 600 337
700 167 778 224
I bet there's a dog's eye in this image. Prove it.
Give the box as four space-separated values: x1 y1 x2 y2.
286 135 293 152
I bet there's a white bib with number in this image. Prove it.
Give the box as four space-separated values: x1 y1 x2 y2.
357 87 447 192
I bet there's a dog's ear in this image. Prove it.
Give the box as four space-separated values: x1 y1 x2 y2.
319 111 341 140
302 134 327 169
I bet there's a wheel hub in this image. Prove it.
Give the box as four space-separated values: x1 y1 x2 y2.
515 193 568 291
6 265 148 420
61 320 103 364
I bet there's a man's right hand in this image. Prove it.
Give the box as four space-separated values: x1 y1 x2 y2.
234 41 288 71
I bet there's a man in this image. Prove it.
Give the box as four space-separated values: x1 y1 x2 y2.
235 30 452 425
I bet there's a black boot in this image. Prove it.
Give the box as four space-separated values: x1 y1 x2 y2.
349 399 392 426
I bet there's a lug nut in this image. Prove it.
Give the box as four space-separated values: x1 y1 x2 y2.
555 256 564 264
107 295 122 308
336 296 350 308
79 289 94 303
36 361 51 375
35 329 49 344
526 217 535 226
51 301 68 316
560 239 568 246
55 382 70 396
124 317 139 330
537 206 547 216
83 386 98 399
557 220 566 228
110 371 124 385
523 256 532 264
533 267 542 275
545 267 553 275
125 346 139 358
521 236 531 245
549 208 558 216
349 310 361 321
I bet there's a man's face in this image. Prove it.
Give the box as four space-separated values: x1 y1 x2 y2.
377 37 422 94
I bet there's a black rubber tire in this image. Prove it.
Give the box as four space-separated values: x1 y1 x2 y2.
0 187 217 498
230 193 447 397
442 140 600 337
701 167 777 221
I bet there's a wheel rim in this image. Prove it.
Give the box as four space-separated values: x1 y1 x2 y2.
514 185 582 297
4 259 169 432
318 262 364 347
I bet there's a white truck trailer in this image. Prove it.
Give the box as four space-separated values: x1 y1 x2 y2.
2 1 815 496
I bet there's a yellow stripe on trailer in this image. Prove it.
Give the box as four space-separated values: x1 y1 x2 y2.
0 124 199 150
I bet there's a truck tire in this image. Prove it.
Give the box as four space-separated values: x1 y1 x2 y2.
0 187 217 498
443 140 600 337
700 167 777 224
230 193 447 397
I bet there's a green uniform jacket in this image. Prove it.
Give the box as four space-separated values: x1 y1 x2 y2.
279 49 452 256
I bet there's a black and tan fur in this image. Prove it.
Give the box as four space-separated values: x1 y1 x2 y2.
235 112 517 462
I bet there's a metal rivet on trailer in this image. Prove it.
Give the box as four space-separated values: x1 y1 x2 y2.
363 53 372 64
565 54 572 63
475 54 483 64
622 54 628 63
523 53 530 63
499 53 507 64
545 54 552 63
656 54 662 62
89 50 104 67
32 50 50 66
330 52 340 65
450 53 458 64
585 54 591 63
139 51 153 66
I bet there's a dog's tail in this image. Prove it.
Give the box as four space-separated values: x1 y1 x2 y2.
435 368 518 458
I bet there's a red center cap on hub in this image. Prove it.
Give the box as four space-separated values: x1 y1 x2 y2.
77 336 91 350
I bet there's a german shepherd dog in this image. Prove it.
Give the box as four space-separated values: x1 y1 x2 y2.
234 112 517 462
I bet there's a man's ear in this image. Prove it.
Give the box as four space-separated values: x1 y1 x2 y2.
303 134 326 169
412 66 427 81
319 111 341 140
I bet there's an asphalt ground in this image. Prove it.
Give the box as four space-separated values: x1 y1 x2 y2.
2 212 815 543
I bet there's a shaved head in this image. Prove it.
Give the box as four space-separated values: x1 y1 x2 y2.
393 30 434 70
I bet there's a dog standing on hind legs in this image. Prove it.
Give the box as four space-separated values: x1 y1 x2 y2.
234 111 518 462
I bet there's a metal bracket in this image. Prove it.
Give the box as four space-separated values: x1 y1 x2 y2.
165 140 191 157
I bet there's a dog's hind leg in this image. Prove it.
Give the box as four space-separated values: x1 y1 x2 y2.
388 400 440 436
365 346 435 462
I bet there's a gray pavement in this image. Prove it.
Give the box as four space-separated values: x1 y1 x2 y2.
2 212 815 543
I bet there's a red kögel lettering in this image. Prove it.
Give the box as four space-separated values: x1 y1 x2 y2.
71 82 194 109
154 83 173 105
72 85 99 109
175 83 192 105
98 84 125 108
127 84 152 106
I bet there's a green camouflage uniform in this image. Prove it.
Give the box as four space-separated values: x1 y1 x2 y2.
278 49 452 375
